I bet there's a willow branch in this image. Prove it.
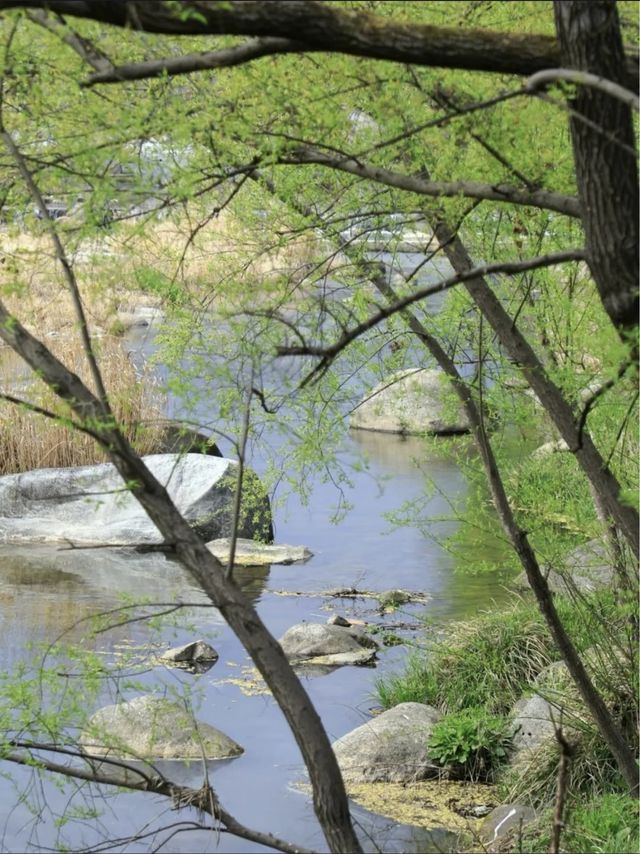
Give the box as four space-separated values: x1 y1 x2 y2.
1 0 637 90
526 68 640 111
84 37 305 85
4 745 313 854
277 249 586 384
279 147 581 217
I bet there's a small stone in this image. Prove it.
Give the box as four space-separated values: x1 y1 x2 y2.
328 615 352 627
480 804 536 847
207 538 312 566
159 640 219 668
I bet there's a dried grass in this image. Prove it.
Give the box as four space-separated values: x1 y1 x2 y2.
0 334 165 474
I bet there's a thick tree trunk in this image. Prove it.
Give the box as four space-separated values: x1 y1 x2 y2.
554 0 639 336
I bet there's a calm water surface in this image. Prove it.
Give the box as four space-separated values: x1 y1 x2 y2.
0 251 510 853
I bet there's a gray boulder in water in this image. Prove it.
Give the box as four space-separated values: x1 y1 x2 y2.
81 695 243 760
279 622 379 667
350 369 470 435
0 454 272 545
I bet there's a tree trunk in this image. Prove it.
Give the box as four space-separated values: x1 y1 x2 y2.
554 0 639 336
431 218 639 558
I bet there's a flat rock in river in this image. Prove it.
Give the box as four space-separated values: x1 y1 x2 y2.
0 454 272 545
350 369 470 435
207 538 312 566
279 622 378 666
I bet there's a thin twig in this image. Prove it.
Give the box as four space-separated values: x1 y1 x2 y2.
549 723 574 854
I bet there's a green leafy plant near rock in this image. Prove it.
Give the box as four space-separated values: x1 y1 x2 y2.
428 708 512 782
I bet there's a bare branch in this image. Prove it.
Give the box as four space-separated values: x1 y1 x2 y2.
279 146 581 217
26 9 113 73
4 744 314 854
526 67 640 111
0 130 111 412
576 358 634 447
84 37 305 85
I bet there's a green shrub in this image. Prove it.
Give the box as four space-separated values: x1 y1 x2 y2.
428 707 512 782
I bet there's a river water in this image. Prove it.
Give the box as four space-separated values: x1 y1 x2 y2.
0 249 510 853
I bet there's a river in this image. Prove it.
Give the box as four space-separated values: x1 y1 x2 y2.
0 248 510 853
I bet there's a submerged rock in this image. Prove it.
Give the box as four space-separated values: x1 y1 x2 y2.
0 454 272 545
279 622 378 667
332 702 442 783
81 695 243 760
207 538 312 566
350 369 470 436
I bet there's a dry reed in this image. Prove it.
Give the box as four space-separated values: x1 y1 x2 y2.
0 334 166 474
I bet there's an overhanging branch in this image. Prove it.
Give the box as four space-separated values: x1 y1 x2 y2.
83 37 306 85
280 147 581 217
1 1 637 90
278 249 586 384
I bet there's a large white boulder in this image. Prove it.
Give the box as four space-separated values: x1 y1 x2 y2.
350 369 470 435
0 454 272 545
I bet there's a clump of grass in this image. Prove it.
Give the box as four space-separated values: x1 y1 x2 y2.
376 595 622 715
501 727 627 813
514 794 639 853
0 334 166 474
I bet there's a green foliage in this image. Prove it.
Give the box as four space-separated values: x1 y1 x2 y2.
428 707 512 781
378 595 617 715
564 794 640 854
518 794 639 853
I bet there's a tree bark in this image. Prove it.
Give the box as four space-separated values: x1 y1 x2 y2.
2 0 637 89
554 0 639 336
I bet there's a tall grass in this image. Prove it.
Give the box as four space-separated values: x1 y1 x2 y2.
0 335 165 474
376 595 623 715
